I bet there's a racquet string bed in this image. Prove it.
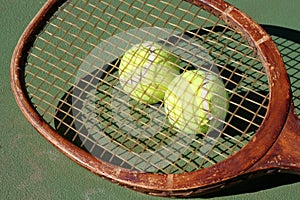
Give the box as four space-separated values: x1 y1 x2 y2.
25 0 269 174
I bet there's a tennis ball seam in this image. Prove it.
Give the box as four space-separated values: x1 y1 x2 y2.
119 41 181 104
164 70 228 134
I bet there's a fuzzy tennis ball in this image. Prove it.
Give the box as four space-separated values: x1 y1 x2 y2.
164 70 228 134
119 41 180 104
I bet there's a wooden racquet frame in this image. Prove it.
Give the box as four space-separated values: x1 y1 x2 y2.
10 0 300 197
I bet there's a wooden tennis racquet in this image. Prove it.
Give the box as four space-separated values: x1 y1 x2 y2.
10 0 300 197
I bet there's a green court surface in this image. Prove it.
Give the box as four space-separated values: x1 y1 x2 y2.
1 0 299 199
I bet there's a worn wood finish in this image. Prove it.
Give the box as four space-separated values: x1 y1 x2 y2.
247 103 300 174
10 0 299 197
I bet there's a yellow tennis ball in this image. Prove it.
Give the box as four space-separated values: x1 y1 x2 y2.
164 70 228 134
119 42 180 104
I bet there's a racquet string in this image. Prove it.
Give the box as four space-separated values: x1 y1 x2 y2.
25 0 269 173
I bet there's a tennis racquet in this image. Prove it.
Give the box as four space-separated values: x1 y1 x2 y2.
10 0 300 197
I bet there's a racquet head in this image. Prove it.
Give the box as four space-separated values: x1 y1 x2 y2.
10 0 300 197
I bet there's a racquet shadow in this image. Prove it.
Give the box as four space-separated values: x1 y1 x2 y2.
199 25 300 198
53 24 300 196
201 173 300 198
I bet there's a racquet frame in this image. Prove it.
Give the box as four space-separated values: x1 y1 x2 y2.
10 0 299 197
